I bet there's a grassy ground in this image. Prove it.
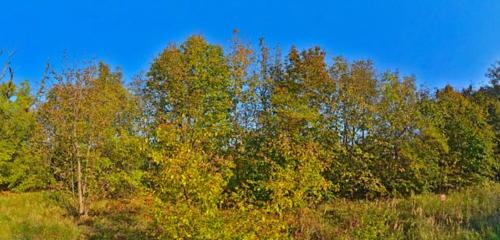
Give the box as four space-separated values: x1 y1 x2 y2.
82 195 153 240
0 191 80 240
1 183 499 239
0 191 152 240
295 182 500 239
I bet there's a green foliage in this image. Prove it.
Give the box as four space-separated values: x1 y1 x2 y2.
468 66 500 180
370 73 431 195
429 86 496 189
146 36 236 238
37 62 145 215
139 36 499 238
326 57 383 198
261 47 332 212
0 78 52 191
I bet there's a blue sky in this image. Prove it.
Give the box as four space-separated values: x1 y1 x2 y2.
1 0 499 89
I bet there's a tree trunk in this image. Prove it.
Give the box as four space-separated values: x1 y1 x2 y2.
82 144 91 217
77 156 84 216
70 157 75 196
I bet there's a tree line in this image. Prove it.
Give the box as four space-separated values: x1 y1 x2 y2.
1 35 499 238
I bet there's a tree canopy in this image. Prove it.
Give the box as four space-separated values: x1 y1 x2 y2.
0 35 498 238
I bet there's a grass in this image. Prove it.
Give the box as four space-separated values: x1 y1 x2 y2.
82 195 153 240
293 182 500 239
0 191 152 240
0 191 80 240
0 183 499 239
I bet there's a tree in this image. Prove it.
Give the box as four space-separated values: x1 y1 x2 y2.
263 47 331 213
369 72 432 195
145 36 236 238
469 61 500 180
38 62 141 216
0 52 53 191
486 61 500 85
431 86 495 190
327 57 383 198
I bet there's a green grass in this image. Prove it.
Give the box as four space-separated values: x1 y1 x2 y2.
0 191 80 240
297 182 500 239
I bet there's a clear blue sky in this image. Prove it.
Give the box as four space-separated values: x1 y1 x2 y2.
1 0 499 89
